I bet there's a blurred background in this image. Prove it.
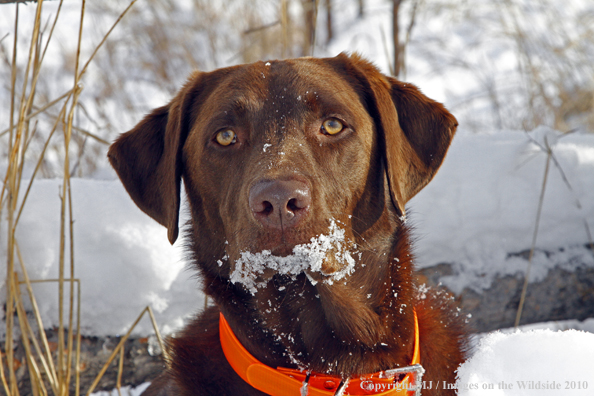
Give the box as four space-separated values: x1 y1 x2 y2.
1 0 592 178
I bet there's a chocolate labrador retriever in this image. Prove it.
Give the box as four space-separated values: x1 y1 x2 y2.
108 53 466 396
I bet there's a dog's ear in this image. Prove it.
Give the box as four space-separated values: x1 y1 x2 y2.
108 72 202 244
342 53 457 218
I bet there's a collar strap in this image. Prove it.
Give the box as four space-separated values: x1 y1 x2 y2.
219 311 423 396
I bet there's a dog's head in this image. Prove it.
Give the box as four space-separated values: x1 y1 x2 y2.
108 53 456 293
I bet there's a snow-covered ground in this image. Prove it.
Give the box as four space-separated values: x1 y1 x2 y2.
410 128 594 293
457 327 594 396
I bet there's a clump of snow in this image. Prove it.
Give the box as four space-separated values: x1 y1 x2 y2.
229 220 357 294
457 329 594 395
91 382 150 396
498 318 594 335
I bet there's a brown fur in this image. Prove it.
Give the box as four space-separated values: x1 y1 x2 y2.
108 53 466 396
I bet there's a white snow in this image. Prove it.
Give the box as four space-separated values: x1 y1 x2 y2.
457 329 594 395
1 179 198 338
409 128 594 293
327 0 594 135
90 382 150 396
229 220 357 294
4 130 592 395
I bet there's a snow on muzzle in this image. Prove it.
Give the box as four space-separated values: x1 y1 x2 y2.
229 220 360 294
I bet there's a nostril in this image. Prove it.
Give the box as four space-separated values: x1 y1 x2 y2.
287 198 299 212
262 201 273 216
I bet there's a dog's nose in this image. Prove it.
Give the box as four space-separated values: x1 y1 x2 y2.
249 179 311 230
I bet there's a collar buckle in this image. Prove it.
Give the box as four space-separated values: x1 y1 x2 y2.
384 364 425 396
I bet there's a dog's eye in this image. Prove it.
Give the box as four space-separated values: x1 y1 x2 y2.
321 118 344 135
215 129 237 146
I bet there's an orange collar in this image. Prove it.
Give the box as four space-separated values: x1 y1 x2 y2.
219 312 423 396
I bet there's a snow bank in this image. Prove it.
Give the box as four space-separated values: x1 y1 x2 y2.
1 179 199 338
457 329 594 395
410 128 594 292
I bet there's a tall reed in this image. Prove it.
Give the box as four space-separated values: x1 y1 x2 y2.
1 1 167 394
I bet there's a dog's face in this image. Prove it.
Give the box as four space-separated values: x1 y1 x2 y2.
108 53 457 297
182 58 386 287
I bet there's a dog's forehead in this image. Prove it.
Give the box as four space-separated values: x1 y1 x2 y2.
209 58 362 115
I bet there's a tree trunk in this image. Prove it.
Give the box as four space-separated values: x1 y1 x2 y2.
281 0 291 58
302 0 317 56
358 0 365 18
392 0 403 77
325 0 333 44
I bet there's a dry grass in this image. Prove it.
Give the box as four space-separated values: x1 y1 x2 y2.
0 1 168 395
